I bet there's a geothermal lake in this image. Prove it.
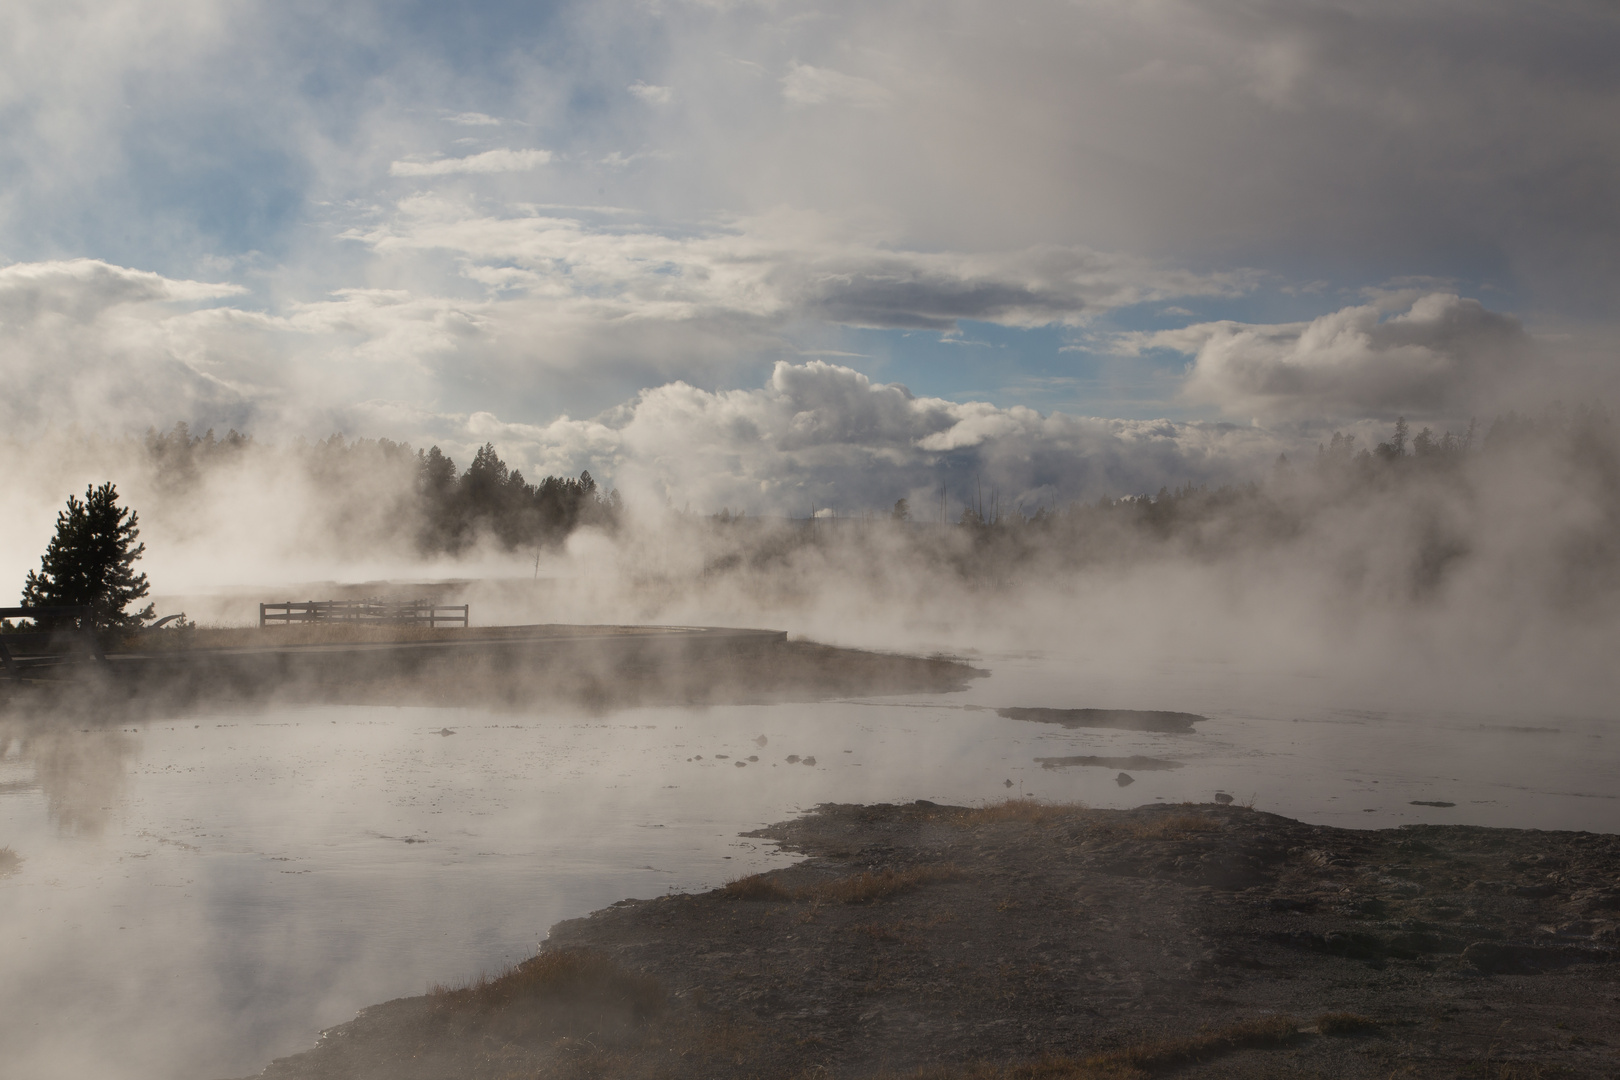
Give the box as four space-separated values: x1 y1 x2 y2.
2 651 1617 1080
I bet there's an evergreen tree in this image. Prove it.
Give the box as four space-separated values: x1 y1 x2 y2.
21 483 154 630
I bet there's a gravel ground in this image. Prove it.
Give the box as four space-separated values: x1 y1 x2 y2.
244 800 1620 1080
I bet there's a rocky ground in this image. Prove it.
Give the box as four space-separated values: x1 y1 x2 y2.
244 800 1620 1080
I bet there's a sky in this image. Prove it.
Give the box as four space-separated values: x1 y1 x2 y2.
2 0 1617 513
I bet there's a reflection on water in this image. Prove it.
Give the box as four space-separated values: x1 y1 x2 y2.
0 721 136 835
1 654 1617 1080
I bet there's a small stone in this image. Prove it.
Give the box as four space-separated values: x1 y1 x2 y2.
1214 792 1234 805
1116 772 1135 786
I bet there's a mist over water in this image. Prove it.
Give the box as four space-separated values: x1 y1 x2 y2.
4 647 1617 1080
2 402 1619 1078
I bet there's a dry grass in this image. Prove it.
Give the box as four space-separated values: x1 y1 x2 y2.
723 865 963 905
887 1016 1300 1079
951 799 1090 828
801 865 963 904
721 873 797 901
430 948 664 1020
1315 1012 1379 1035
1127 813 1222 840
0 846 19 876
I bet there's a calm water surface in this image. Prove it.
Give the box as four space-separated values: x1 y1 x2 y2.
2 652 1616 1080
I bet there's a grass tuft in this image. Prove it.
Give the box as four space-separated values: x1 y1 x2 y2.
430 948 664 1020
801 864 964 904
952 799 1090 828
1127 813 1222 840
721 873 796 901
0 847 19 876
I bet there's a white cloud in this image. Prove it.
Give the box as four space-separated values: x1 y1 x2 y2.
780 63 892 109
445 112 502 126
459 360 1288 515
627 81 673 105
389 149 552 177
1156 293 1528 420
352 200 1250 333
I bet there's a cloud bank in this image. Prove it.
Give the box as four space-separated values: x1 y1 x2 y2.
1150 293 1531 421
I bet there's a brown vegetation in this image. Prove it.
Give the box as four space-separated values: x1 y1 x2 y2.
947 797 1093 828
428 948 664 1020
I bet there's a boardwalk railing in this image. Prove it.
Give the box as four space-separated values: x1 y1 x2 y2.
259 600 470 628
0 606 105 679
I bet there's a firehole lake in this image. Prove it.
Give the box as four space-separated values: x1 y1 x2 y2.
2 651 1615 1080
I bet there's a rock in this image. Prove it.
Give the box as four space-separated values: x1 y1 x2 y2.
786 755 800 763
1115 773 1134 787
754 735 769 747
1214 792 1234 805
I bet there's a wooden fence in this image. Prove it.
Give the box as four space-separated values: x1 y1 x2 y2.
259 600 470 628
0 606 105 679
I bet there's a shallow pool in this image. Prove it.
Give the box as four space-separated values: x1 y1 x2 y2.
2 652 1615 1079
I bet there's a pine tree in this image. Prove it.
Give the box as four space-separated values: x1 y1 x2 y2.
21 483 154 630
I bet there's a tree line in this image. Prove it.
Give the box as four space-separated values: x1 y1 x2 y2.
142 422 621 555
686 406 1619 600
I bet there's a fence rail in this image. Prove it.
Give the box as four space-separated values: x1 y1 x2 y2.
259 600 470 628
0 605 104 679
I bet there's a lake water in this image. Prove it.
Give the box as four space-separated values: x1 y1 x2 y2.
2 650 1616 1080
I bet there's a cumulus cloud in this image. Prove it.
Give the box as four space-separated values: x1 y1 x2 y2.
1150 294 1529 421
460 360 1288 516
389 149 552 176
0 259 262 433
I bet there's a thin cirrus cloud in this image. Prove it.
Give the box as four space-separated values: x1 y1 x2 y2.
389 149 552 177
352 200 1254 333
780 63 892 108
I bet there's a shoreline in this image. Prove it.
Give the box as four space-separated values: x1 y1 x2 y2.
0 627 985 717
242 799 1620 1080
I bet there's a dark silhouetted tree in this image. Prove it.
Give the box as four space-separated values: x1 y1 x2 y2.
21 483 154 629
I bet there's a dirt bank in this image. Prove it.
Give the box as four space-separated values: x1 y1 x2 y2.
243 800 1620 1080
1 629 983 718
